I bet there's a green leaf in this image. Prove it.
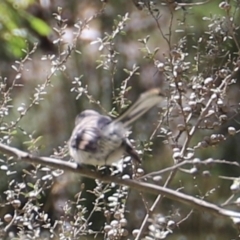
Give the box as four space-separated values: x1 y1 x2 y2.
6 36 27 57
26 15 51 36
33 136 43 145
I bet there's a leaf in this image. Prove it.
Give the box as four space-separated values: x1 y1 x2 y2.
26 15 51 36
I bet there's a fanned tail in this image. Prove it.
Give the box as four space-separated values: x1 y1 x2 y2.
113 88 165 127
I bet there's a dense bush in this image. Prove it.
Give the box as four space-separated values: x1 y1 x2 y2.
0 0 240 239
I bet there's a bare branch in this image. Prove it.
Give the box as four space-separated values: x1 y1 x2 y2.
0 142 240 224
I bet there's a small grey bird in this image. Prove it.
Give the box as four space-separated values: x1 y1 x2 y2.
69 88 165 166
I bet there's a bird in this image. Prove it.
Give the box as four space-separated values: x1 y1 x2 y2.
68 88 165 166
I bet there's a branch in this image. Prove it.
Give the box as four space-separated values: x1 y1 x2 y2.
0 143 240 223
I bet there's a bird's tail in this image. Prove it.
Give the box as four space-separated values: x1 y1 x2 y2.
113 88 165 127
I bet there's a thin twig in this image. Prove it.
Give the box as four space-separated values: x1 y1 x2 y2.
0 143 240 225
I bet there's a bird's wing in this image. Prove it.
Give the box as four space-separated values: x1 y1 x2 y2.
123 138 141 163
70 114 112 153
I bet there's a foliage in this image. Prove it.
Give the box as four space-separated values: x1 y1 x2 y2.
0 0 240 239
0 0 51 59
